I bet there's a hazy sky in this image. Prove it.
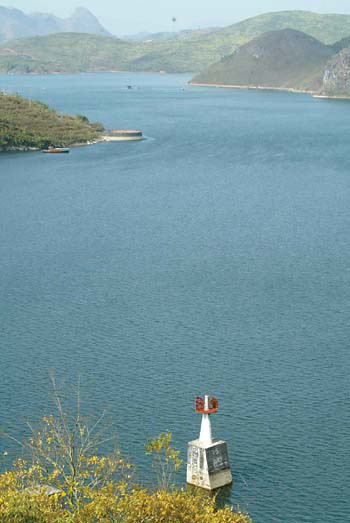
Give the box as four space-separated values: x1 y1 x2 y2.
3 1 350 35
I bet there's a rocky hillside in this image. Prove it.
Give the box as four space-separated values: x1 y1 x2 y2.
322 49 350 96
192 29 333 91
0 6 110 43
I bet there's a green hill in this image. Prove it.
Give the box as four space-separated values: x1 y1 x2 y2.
0 33 141 73
1 11 350 74
0 92 104 150
198 10 350 53
191 29 334 91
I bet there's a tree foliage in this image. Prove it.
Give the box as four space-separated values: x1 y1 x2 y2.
145 433 182 491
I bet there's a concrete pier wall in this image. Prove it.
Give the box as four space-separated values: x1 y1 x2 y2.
103 130 144 142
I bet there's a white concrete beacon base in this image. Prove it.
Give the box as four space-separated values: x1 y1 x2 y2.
187 439 232 490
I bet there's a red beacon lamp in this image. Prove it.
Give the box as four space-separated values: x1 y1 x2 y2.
195 395 218 415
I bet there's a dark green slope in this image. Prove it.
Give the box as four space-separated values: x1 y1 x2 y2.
331 36 350 53
192 29 334 91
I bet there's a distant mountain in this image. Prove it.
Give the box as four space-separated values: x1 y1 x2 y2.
124 27 217 43
0 6 111 42
191 29 334 92
2 10 350 75
62 7 110 35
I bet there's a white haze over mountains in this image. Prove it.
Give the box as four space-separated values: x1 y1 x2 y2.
0 6 111 42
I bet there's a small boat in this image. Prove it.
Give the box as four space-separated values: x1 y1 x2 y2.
42 147 70 154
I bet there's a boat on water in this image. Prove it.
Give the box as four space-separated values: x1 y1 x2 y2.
42 147 70 154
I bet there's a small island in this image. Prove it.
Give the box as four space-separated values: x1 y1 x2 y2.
0 92 105 151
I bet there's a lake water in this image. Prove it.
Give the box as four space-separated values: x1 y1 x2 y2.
1 73 349 522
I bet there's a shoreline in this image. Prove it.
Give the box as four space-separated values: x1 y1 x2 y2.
1 70 189 76
0 133 147 152
0 137 104 153
189 82 314 95
190 82 350 100
313 94 350 100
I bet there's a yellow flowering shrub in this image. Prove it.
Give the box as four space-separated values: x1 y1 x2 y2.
0 480 251 523
0 470 65 523
116 489 251 523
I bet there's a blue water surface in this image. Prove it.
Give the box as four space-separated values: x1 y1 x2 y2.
0 73 349 523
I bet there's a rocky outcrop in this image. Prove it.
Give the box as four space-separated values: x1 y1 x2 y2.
322 49 350 96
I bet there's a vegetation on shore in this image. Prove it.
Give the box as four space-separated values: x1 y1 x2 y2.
0 93 104 150
2 10 350 74
0 381 250 523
